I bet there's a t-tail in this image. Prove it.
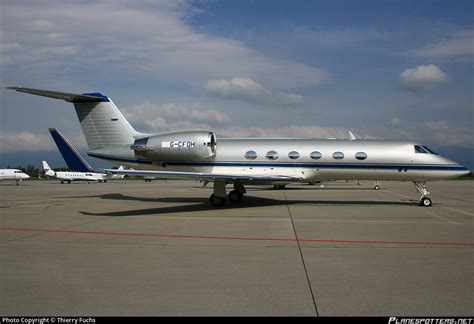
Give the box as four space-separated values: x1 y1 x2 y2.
49 128 93 172
42 161 55 177
6 87 143 150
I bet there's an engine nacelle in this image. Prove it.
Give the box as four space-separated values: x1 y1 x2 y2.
131 131 217 160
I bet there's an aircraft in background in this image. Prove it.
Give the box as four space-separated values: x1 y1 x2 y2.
7 86 470 207
42 161 104 184
48 128 124 182
0 169 30 185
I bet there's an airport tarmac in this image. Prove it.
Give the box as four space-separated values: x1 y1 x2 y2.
0 180 472 316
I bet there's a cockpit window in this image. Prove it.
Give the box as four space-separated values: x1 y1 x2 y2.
415 145 438 154
421 145 438 154
414 145 428 154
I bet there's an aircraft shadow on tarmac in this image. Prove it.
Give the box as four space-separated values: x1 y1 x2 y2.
79 193 415 217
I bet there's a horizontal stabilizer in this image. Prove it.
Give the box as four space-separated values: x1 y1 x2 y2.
5 87 108 103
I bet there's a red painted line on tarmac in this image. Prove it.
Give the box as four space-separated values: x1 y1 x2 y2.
1 227 473 247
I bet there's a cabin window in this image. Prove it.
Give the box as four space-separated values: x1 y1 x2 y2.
244 150 257 160
355 152 367 160
288 151 300 160
414 145 428 154
332 151 344 159
310 151 322 159
266 150 279 160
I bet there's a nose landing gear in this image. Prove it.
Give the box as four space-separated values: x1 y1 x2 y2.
414 181 432 207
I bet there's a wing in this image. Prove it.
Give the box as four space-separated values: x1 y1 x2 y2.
106 169 300 182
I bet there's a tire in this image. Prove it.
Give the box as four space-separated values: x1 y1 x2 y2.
209 194 226 207
419 197 432 207
228 190 243 202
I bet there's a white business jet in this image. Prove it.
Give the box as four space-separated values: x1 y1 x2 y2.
0 169 30 185
42 161 102 184
7 87 470 206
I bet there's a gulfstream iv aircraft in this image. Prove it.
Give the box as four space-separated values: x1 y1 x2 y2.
7 87 470 206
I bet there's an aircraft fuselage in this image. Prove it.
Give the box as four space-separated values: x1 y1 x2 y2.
88 138 469 184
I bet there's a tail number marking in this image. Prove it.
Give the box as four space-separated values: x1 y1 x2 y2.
162 141 196 148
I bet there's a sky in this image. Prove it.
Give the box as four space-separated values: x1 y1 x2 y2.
1 0 473 169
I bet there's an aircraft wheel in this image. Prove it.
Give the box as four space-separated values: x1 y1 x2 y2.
228 190 243 202
374 184 380 190
273 185 286 190
61 181 64 184
68 180 71 184
210 194 226 207
104 180 107 183
419 197 432 207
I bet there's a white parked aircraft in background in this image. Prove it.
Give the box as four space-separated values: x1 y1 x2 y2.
0 169 30 185
7 87 470 206
48 128 124 182
42 161 103 184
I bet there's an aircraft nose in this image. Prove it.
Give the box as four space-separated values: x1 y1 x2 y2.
24 174 30 179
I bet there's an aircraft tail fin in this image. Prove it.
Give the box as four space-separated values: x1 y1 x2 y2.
49 128 93 172
41 161 55 177
6 87 143 150
42 160 51 172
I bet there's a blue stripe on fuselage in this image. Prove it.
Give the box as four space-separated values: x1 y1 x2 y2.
87 152 468 171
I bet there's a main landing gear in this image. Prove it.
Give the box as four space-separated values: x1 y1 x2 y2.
414 181 432 207
209 181 246 207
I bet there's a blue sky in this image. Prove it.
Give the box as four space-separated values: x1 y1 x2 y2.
1 0 473 168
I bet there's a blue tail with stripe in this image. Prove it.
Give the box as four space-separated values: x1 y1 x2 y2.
49 128 93 172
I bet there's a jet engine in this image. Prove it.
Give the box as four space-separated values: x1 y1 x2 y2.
131 131 217 160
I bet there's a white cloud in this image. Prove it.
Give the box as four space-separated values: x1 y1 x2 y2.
408 29 474 60
399 64 449 91
123 101 231 132
0 1 328 89
387 118 473 147
0 131 54 152
120 100 361 139
0 129 89 153
205 77 304 106
214 125 359 139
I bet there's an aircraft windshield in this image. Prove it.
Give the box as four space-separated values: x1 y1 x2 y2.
415 145 438 154
421 145 438 154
